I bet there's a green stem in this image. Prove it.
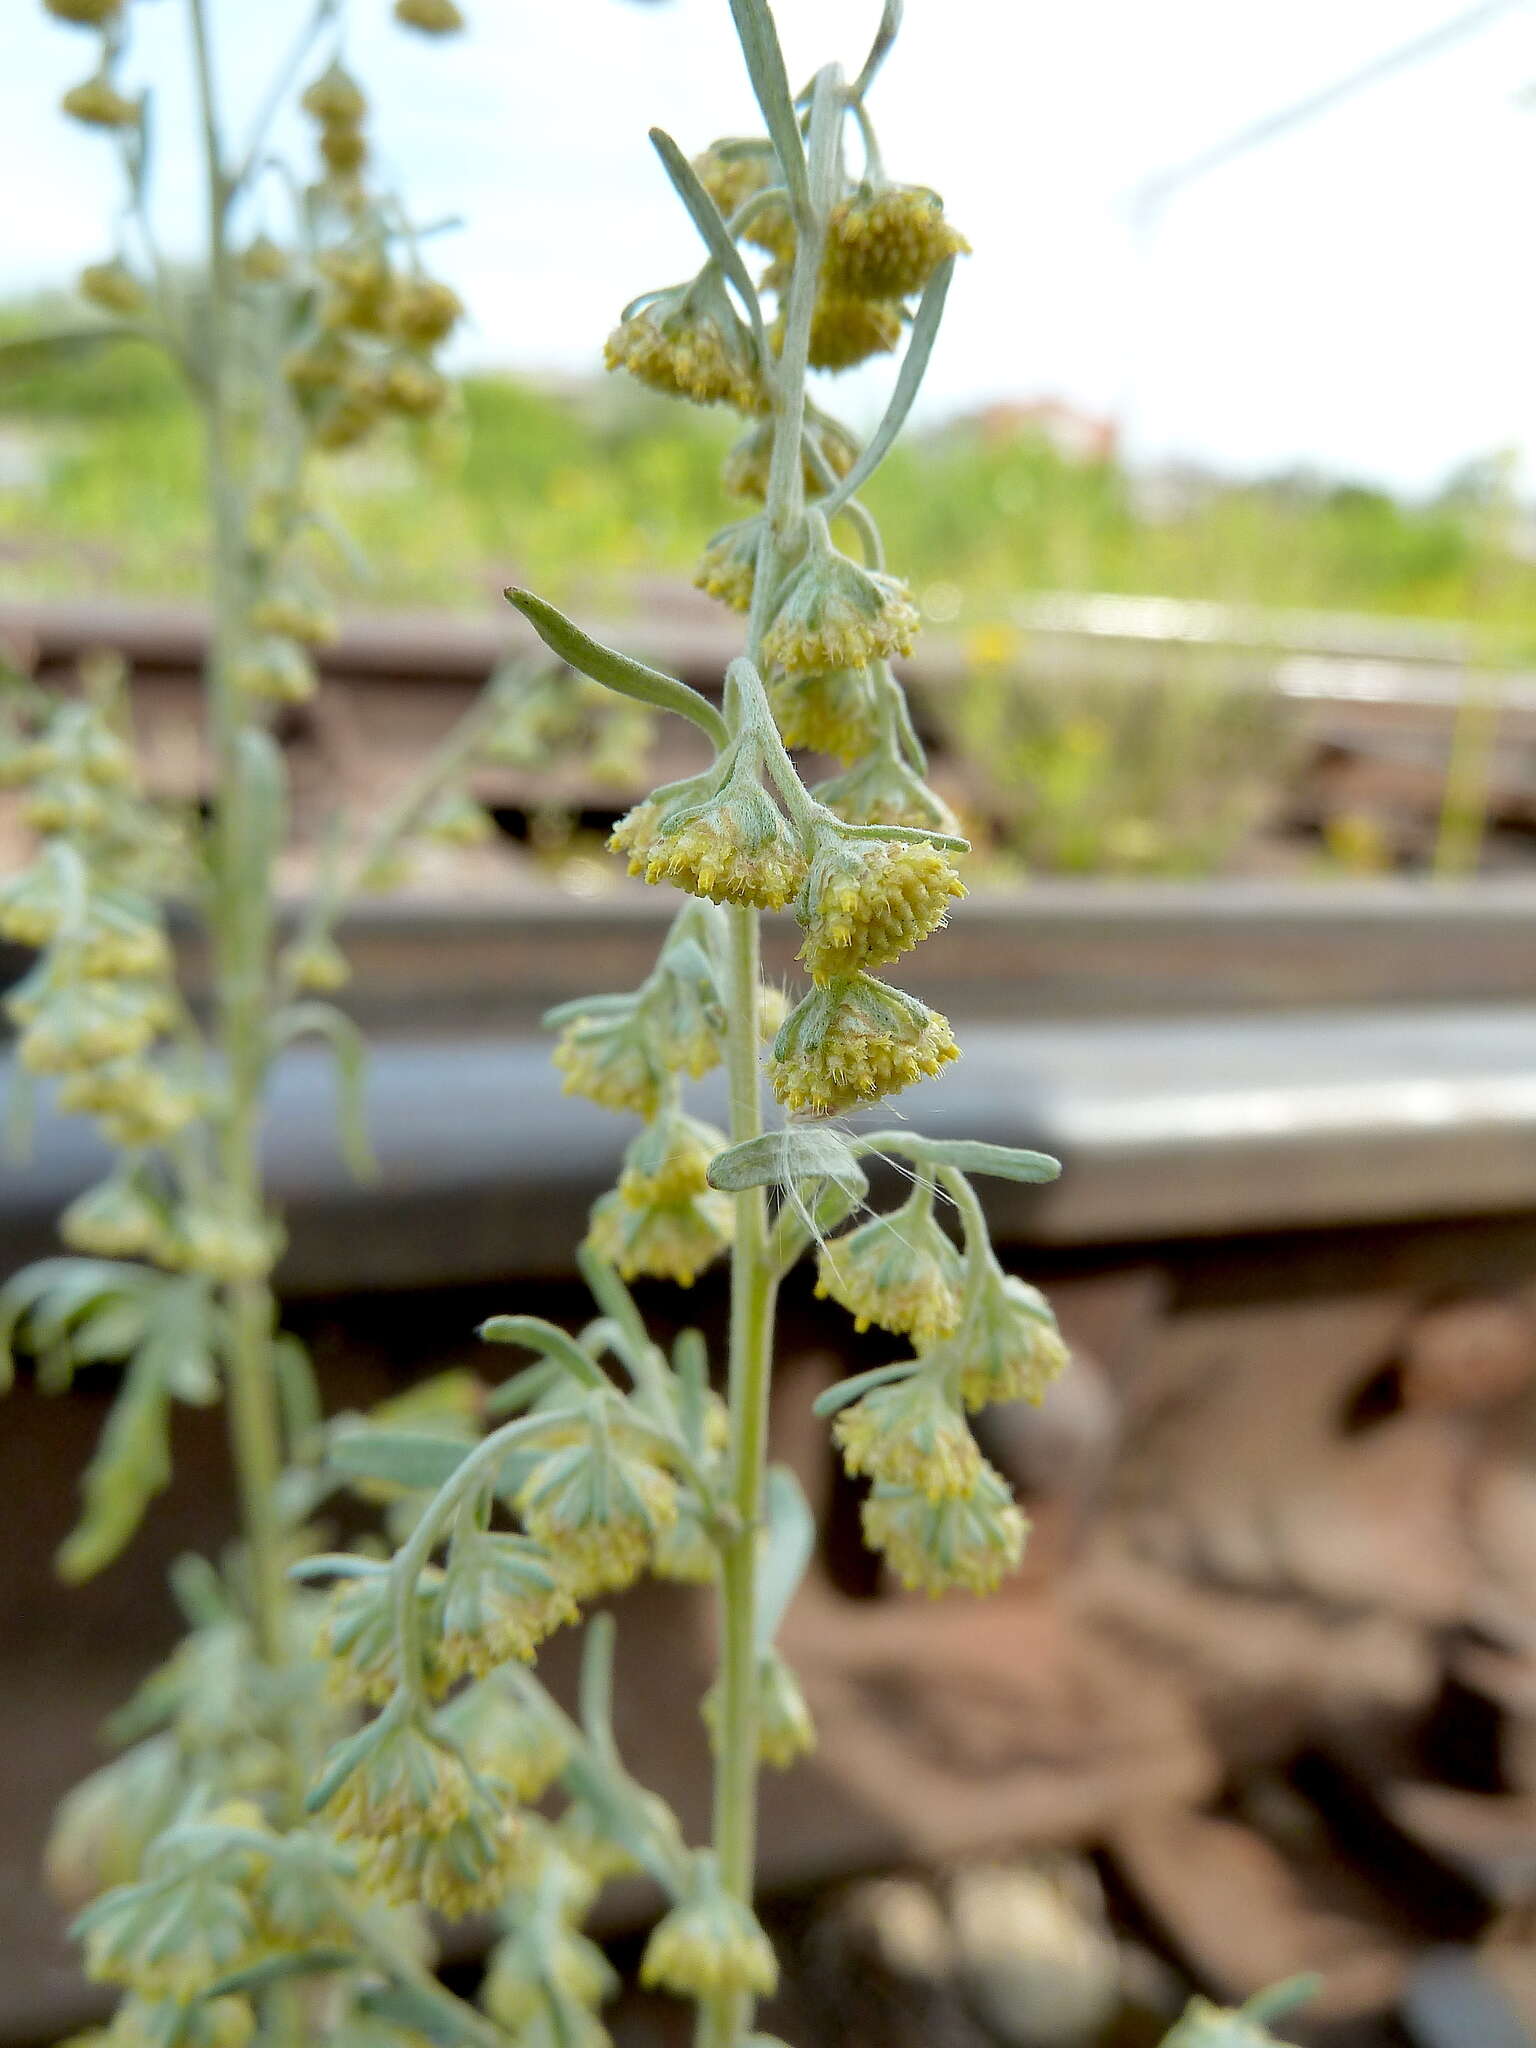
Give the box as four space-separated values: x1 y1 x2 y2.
700 904 777 2048
188 0 291 1683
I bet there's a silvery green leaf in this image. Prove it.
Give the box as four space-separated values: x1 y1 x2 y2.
649 127 766 343
505 589 727 747
811 1359 921 1419
708 1127 868 1200
327 1427 472 1491
819 257 956 516
56 1348 173 1584
753 1464 816 1653
864 1133 1062 1185
208 1948 359 1997
726 0 809 213
271 1002 377 1183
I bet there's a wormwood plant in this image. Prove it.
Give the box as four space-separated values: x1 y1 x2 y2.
2 2 1309 2044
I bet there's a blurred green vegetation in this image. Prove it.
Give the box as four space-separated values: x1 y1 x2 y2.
4 308 1535 628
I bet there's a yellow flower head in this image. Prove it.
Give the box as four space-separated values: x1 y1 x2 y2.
693 137 794 256
815 1185 963 1343
230 636 318 706
796 828 964 981
280 936 351 993
762 519 920 675
642 1863 779 2000
637 752 806 911
769 972 958 1117
824 185 970 300
79 897 171 980
694 517 765 612
550 1001 663 1117
722 409 859 501
14 977 167 1076
437 1533 578 1681
319 123 370 177
301 62 367 124
45 0 123 22
248 581 338 647
586 1184 734 1289
517 1430 678 1598
650 1494 720 1584
862 1460 1029 1596
58 1060 198 1145
0 858 71 947
45 1736 181 1911
617 1109 726 1206
791 289 904 372
702 1648 815 1770
383 356 450 418
833 1368 983 1498
390 277 463 346
240 235 289 285
62 76 140 129
483 1917 618 2030
605 271 764 413
349 1792 524 1917
813 748 961 835
60 1170 166 1261
79 261 146 317
767 664 880 762
171 1204 284 1284
395 0 467 32
951 1262 1070 1411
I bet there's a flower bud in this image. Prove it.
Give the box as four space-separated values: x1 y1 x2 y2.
240 235 289 285
248 580 338 647
15 977 167 1075
483 1913 617 2028
702 1648 815 1769
693 517 765 611
390 277 463 346
319 123 370 176
640 1856 779 1999
79 261 146 317
21 774 107 835
395 0 466 31
795 826 964 981
949 1260 1069 1410
62 76 140 129
692 138 789 253
862 1459 1029 1596
586 1185 734 1289
767 664 879 762
769 971 958 1117
617 1110 726 1206
80 896 171 979
60 1168 168 1260
815 1183 963 1343
723 409 858 501
605 270 764 413
551 1000 664 1117
437 1532 578 1680
762 517 920 674
833 1368 983 1498
44 0 124 22
318 1566 444 1706
812 749 960 835
823 185 969 300
517 1426 678 1598
279 936 351 992
59 1061 197 1145
0 858 70 946
383 356 450 417
301 63 368 125
230 636 318 706
419 790 493 845
77 1863 262 2003
172 1203 284 1284
650 1492 719 1583
437 1670 572 1802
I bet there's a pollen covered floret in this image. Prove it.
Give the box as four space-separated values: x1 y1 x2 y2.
815 1191 964 1343
315 1714 521 1915
640 1863 779 1999
551 1003 663 1118
517 1434 678 1598
952 1262 1071 1409
824 185 970 300
762 530 921 676
769 972 959 1117
437 1534 579 1681
618 1111 726 1206
390 277 464 346
800 290 904 372
796 830 965 981
586 1184 734 1289
694 518 765 612
693 137 794 257
862 1460 1029 1596
605 279 763 413
767 664 880 762
642 769 807 912
833 1368 984 1499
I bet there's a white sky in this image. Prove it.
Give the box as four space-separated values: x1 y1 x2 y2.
5 0 1536 492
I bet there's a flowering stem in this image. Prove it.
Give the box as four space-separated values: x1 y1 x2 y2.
187 0 290 1680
